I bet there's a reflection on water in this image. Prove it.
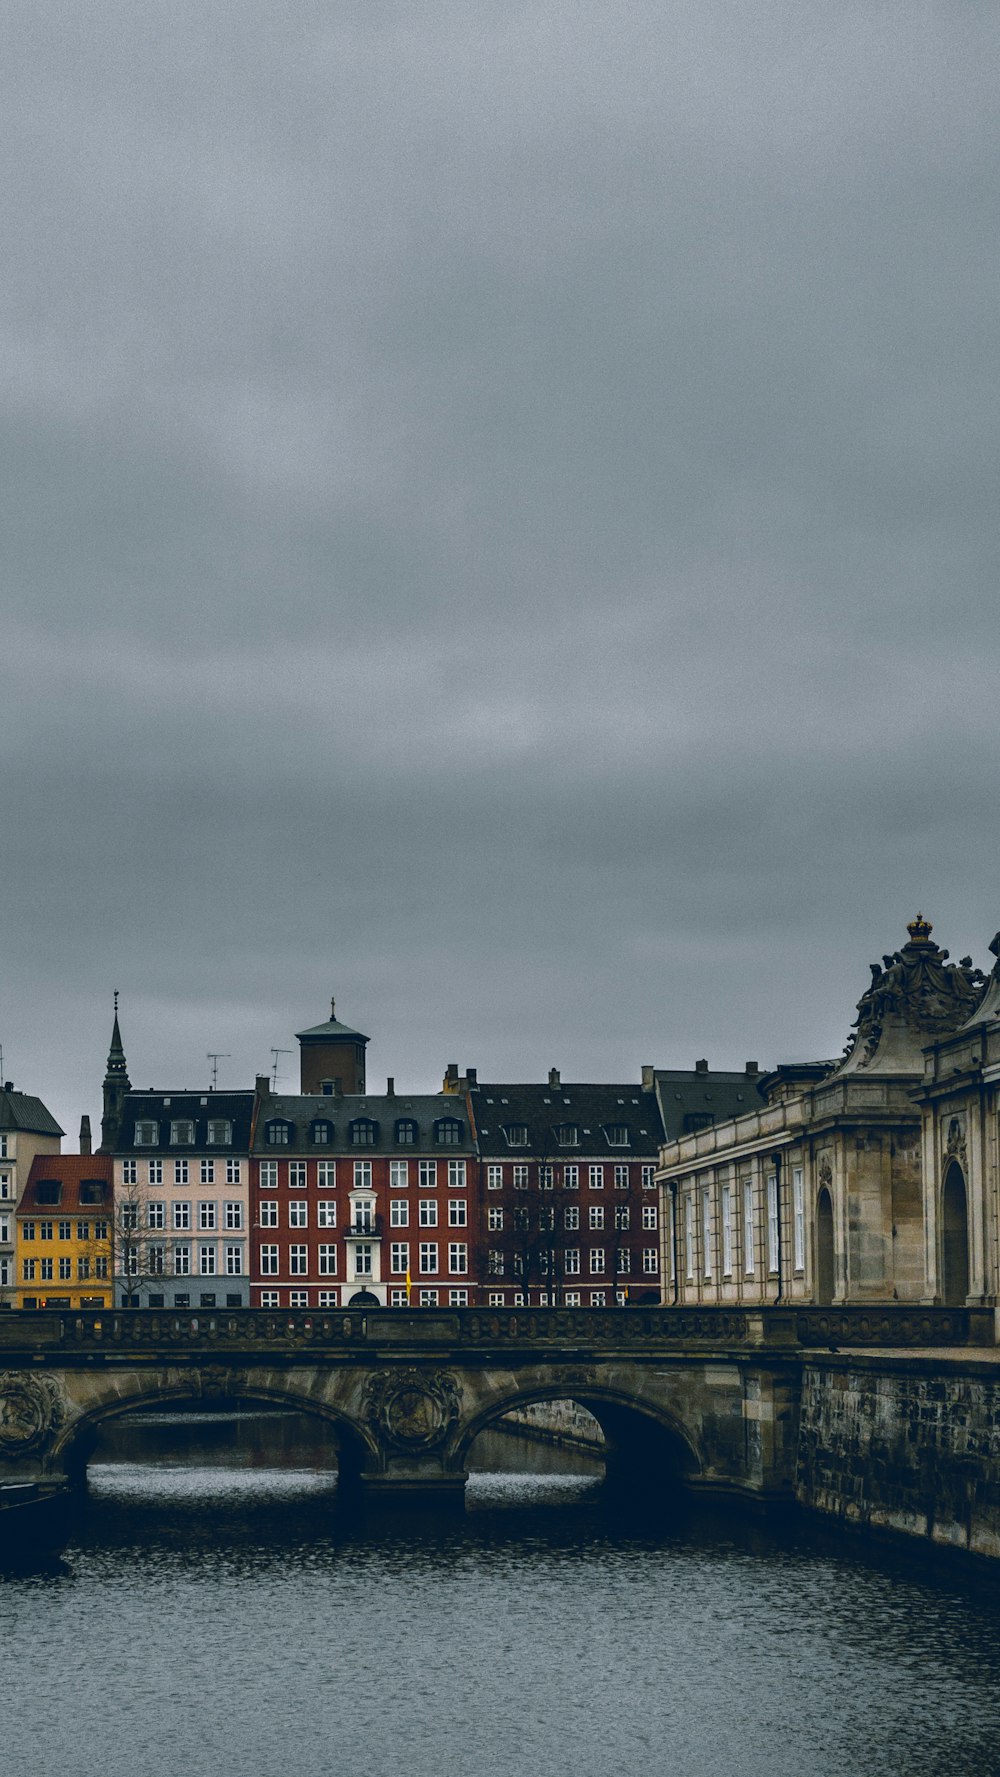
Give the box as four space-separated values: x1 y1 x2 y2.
2 1409 1000 1777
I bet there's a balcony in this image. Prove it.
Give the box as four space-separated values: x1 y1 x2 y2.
345 1217 382 1239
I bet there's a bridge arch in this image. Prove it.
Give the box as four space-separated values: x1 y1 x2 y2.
455 1381 703 1489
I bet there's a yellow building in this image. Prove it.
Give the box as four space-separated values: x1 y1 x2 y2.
16 1156 113 1309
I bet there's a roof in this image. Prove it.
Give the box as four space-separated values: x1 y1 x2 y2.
20 1154 113 1213
0 1088 64 1138
651 1068 767 1140
470 1082 664 1159
295 1008 369 1044
251 1092 474 1156
114 1091 255 1155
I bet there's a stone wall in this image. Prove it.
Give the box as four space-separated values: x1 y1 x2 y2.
796 1355 1000 1560
497 1399 605 1452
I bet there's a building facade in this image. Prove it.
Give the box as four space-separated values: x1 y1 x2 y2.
0 1084 64 1303
15 1155 113 1309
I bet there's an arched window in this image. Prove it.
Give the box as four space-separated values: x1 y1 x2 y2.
350 1119 378 1147
265 1120 292 1147
815 1186 834 1305
941 1161 970 1306
395 1119 418 1146
435 1118 463 1146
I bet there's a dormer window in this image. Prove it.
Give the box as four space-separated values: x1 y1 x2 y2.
170 1120 196 1146
350 1118 378 1147
311 1120 333 1146
206 1119 232 1146
134 1121 159 1147
35 1181 61 1206
604 1125 629 1148
435 1118 463 1146
80 1180 106 1205
266 1119 292 1147
504 1124 528 1148
555 1124 579 1147
395 1119 418 1146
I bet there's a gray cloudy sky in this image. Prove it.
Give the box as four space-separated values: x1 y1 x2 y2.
2 1 998 1137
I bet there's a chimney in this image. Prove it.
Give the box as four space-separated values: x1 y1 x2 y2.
548 1067 560 1089
3 1082 12 1093
466 1066 477 1087
255 1074 270 1099
79 1115 92 1156
695 1058 708 1074
641 1065 654 1091
745 1061 759 1076
444 1063 459 1091
386 1076 395 1097
321 1079 334 1096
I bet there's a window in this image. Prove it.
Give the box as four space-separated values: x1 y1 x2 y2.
122 1160 137 1185
170 1120 195 1145
318 1245 337 1276
389 1199 409 1228
94 1220 108 1242
448 1243 467 1274
207 1120 232 1146
288 1201 308 1228
512 1165 529 1190
289 1245 308 1276
565 1249 580 1275
40 1258 53 1281
556 1124 579 1147
390 1242 409 1274
226 1159 241 1185
419 1290 438 1307
589 1248 605 1275
149 1160 163 1185
317 1201 337 1229
488 1251 505 1276
685 1195 695 1282
266 1121 291 1147
149 1247 165 1275
174 1245 191 1276
643 1247 659 1275
487 1206 504 1231
564 1291 581 1307
77 1256 90 1281
605 1125 629 1147
350 1119 377 1146
317 1161 336 1188
135 1121 159 1147
225 1246 243 1275
616 1249 630 1275
614 1165 630 1191
590 1291 606 1307
224 1201 243 1231
702 1189 713 1279
419 1242 438 1274
488 1291 505 1306
318 1290 338 1307
614 1205 630 1230
352 1200 375 1232
259 1200 278 1228
353 1244 373 1277
447 1159 467 1188
354 1161 373 1189
311 1121 332 1146
22 1259 35 1281
259 1161 278 1189
564 1165 579 1190
94 1254 109 1278
260 1290 279 1307
389 1160 408 1189
0 1175 9 1200
449 1290 469 1307
173 1202 191 1231
418 1161 437 1189
198 1202 217 1231
589 1166 604 1190
721 1185 732 1276
538 1165 554 1190
589 1204 604 1230
448 1199 467 1227
793 1166 805 1272
487 1165 503 1190
80 1180 106 1206
564 1204 579 1231
513 1206 529 1231
504 1125 528 1148
419 1200 438 1227
199 1246 217 1275
289 1291 308 1308
767 1174 779 1275
436 1118 463 1146
743 1179 755 1277
288 1162 307 1189
642 1204 658 1231
200 1160 215 1185
395 1120 417 1146
260 1245 278 1275
147 1201 165 1230
174 1160 189 1185
57 1257 73 1281
22 1221 36 1241
642 1165 655 1189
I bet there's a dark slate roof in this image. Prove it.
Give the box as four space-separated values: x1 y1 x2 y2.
20 1154 113 1212
251 1092 473 1157
470 1083 664 1159
0 1088 64 1138
114 1091 255 1155
652 1068 767 1140
295 1015 369 1043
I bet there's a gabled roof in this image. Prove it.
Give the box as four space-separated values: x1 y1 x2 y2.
651 1068 768 1139
470 1082 664 1159
20 1153 112 1213
0 1088 64 1138
252 1092 473 1156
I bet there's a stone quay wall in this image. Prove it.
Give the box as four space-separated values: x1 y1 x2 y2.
795 1354 1000 1561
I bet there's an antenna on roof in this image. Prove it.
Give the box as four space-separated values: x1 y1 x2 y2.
270 1047 292 1090
207 1052 231 1090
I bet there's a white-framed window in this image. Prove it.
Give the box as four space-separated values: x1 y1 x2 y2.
487 1164 503 1190
390 1242 409 1274
289 1162 307 1189
642 1164 655 1189
418 1160 437 1188
58 1256 71 1280
317 1161 336 1188
419 1289 438 1306
39 1258 53 1281
447 1159 466 1188
743 1179 755 1277
134 1122 158 1148
539 1165 554 1189
589 1248 605 1275
488 1291 505 1305
389 1160 408 1188
389 1287 407 1306
448 1199 467 1226
224 1200 243 1230
174 1160 189 1185
173 1201 191 1231
288 1200 307 1228
225 1245 243 1275
616 1249 630 1275
564 1204 580 1231
318 1244 337 1275
512 1165 529 1190
487 1206 504 1231
0 1135 8 1157
512 1293 525 1306
721 1185 732 1276
564 1290 581 1307
174 1245 191 1276
564 1165 579 1190
419 1242 438 1274
260 1244 279 1276
614 1205 630 1230
389 1199 409 1228
449 1289 469 1306
589 1204 604 1230
259 1289 280 1306
793 1166 805 1272
259 1200 278 1228
642 1247 658 1274
122 1160 137 1185
614 1165 629 1190
354 1243 373 1277
642 1204 658 1230
318 1289 338 1307
565 1249 580 1275
702 1189 713 1279
148 1159 163 1186
448 1243 467 1274
0 1174 10 1200
289 1290 308 1307
317 1201 337 1229
200 1160 215 1185
226 1159 242 1185
605 1126 628 1148
488 1249 504 1276
354 1161 372 1189
259 1161 278 1190
148 1201 165 1230
418 1200 438 1227
207 1120 232 1146
199 1246 217 1276
590 1290 606 1306
198 1201 217 1231
589 1166 604 1190
767 1173 779 1275
505 1125 528 1148
289 1244 308 1276
685 1195 695 1282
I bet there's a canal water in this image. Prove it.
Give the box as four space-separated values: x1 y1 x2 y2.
3 1408 1000 1777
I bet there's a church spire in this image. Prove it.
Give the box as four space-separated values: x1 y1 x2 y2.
99 990 131 1152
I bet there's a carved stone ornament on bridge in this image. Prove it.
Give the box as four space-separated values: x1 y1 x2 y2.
198 1365 240 1402
365 1368 460 1452
0 1371 64 1456
945 1116 967 1161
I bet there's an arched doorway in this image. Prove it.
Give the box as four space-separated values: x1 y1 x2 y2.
815 1187 835 1305
941 1162 970 1306
348 1289 380 1306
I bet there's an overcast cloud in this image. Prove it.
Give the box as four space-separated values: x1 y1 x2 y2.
2 2 998 1135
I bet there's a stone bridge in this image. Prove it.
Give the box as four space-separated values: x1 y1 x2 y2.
0 1305 990 1508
